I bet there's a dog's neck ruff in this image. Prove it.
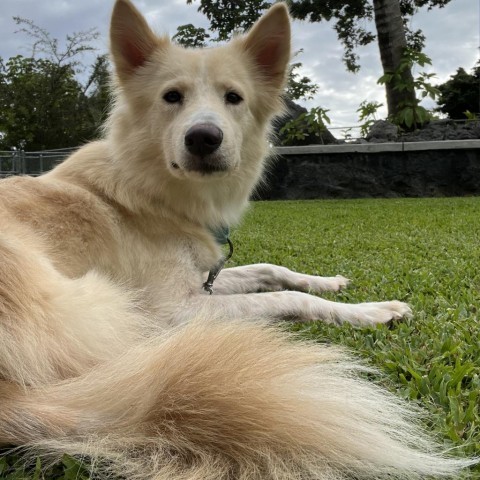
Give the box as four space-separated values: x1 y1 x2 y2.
203 226 233 294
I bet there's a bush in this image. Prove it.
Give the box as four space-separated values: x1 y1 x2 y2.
436 62 480 119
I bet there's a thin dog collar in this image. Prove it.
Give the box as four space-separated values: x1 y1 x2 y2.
210 225 230 246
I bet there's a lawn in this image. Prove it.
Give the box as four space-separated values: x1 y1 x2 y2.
232 197 480 471
1 197 479 478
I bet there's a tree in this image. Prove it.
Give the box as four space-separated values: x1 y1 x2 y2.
371 0 415 120
286 55 319 101
436 63 480 119
172 24 210 47
0 18 111 150
0 55 95 150
288 0 452 123
83 54 112 127
185 0 270 41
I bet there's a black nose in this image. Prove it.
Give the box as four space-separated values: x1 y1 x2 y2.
185 124 223 156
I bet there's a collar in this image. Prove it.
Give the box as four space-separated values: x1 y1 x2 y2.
210 225 231 245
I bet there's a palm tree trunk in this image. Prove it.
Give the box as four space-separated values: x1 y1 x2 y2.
373 0 416 118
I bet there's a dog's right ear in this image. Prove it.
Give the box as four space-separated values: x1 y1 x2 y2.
241 3 291 90
110 0 161 81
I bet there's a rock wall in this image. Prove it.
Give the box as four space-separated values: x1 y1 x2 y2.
257 144 480 200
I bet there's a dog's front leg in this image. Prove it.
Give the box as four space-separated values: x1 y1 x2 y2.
175 290 411 327
213 264 349 294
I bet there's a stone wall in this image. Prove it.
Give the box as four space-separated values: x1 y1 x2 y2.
257 140 480 200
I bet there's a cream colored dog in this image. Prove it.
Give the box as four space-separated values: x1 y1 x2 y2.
0 1 474 478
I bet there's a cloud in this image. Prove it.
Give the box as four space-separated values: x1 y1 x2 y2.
0 0 477 132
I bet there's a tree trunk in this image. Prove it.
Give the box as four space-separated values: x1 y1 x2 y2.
373 0 416 118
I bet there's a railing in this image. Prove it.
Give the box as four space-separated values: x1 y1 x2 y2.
0 147 77 177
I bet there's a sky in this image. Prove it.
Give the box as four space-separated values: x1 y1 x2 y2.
0 0 478 131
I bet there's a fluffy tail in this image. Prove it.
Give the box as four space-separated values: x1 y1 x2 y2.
2 320 475 479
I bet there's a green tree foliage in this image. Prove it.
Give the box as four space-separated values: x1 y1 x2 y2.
288 0 451 73
172 24 210 47
0 56 91 150
83 54 112 127
0 19 111 150
286 56 319 101
357 100 383 137
186 0 270 41
279 106 331 145
377 48 440 129
289 0 374 73
436 63 480 119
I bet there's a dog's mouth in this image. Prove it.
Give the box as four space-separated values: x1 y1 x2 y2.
170 156 230 176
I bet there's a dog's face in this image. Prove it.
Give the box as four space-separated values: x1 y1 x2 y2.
109 0 290 182
133 45 266 180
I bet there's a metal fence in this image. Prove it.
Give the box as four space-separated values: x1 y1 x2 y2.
0 148 76 177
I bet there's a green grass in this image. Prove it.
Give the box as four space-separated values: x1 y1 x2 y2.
231 197 480 470
1 197 479 478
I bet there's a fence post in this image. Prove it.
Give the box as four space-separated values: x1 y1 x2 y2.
19 140 26 174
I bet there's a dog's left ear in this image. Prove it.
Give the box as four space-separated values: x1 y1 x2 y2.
110 0 161 81
241 3 291 89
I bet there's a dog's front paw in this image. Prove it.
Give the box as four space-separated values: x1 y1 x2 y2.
307 274 350 293
339 301 412 326
331 275 350 291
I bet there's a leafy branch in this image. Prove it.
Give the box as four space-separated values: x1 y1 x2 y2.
280 107 331 145
378 48 440 129
356 100 383 137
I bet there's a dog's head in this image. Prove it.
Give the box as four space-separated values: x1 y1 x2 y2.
109 0 290 184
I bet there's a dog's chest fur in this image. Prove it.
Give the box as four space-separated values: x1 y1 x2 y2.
0 175 219 300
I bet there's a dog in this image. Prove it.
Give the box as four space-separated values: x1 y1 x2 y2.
0 1 475 478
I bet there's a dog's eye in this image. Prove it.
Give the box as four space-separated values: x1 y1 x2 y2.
163 90 183 104
225 92 243 105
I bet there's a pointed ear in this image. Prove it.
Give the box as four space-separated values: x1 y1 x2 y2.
110 0 160 80
241 3 291 89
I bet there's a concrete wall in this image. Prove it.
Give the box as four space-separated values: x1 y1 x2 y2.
257 140 480 200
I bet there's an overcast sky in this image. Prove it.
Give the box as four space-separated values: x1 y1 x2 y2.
0 0 478 131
